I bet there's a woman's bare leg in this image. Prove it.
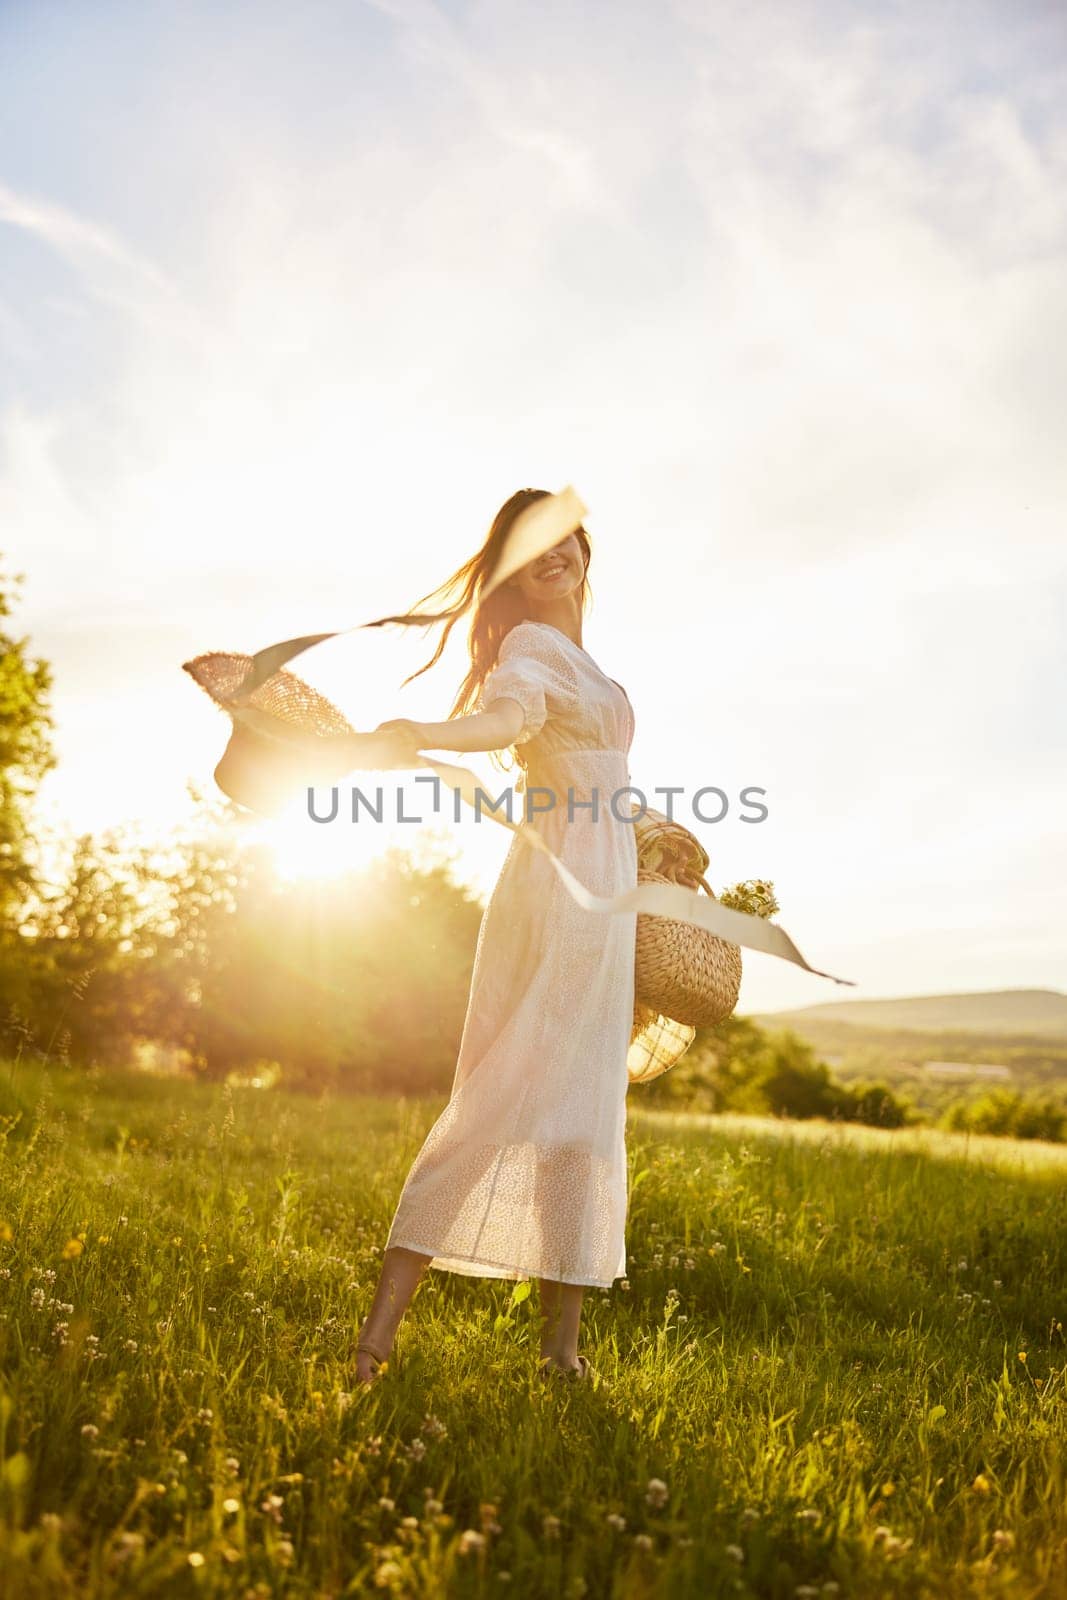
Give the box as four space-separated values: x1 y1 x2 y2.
537 1277 586 1370
355 1246 432 1382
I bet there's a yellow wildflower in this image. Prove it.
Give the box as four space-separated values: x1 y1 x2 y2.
61 1239 83 1260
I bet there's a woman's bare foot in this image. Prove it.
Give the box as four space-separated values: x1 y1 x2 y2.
354 1324 392 1385
352 1247 432 1386
538 1352 591 1379
538 1336 580 1371
536 1277 587 1378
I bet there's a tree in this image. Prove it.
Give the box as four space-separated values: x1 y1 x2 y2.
942 1090 1067 1143
26 829 160 1065
839 1079 913 1128
755 1030 852 1120
0 564 55 924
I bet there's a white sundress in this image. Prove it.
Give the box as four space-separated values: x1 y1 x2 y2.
384 619 638 1288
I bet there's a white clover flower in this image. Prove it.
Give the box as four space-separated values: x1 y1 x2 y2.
260 1494 284 1525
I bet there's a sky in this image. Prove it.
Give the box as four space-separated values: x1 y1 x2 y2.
1 0 1065 1014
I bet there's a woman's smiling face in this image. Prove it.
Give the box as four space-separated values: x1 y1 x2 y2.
509 532 586 605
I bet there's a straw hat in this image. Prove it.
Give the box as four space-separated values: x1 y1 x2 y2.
183 651 361 816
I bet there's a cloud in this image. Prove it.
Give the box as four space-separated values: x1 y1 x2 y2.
0 178 206 344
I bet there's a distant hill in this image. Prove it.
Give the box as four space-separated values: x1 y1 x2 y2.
753 989 1067 1039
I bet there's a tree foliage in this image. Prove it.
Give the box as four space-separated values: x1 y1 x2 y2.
0 564 55 923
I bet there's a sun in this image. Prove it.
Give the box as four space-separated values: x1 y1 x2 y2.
248 777 513 893
254 793 386 882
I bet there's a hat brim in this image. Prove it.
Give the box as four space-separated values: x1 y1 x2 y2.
213 722 355 817
185 651 418 814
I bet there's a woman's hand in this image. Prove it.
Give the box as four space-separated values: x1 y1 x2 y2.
355 718 429 771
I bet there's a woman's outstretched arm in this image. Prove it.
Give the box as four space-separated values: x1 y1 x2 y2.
375 699 525 757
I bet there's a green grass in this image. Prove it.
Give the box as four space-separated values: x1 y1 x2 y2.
0 1065 1064 1599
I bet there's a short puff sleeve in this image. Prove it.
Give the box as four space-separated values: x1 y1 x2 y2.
476 622 578 745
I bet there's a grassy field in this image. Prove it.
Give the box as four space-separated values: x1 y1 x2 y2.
0 1066 1064 1599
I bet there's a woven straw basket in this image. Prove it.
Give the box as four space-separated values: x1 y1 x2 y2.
631 806 742 1030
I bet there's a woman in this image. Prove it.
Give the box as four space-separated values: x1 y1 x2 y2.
355 488 638 1384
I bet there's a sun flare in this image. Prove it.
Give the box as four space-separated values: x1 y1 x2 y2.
254 796 386 882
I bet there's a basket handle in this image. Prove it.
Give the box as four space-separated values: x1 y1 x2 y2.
670 872 715 896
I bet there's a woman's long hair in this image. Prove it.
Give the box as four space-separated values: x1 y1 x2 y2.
361 488 593 773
